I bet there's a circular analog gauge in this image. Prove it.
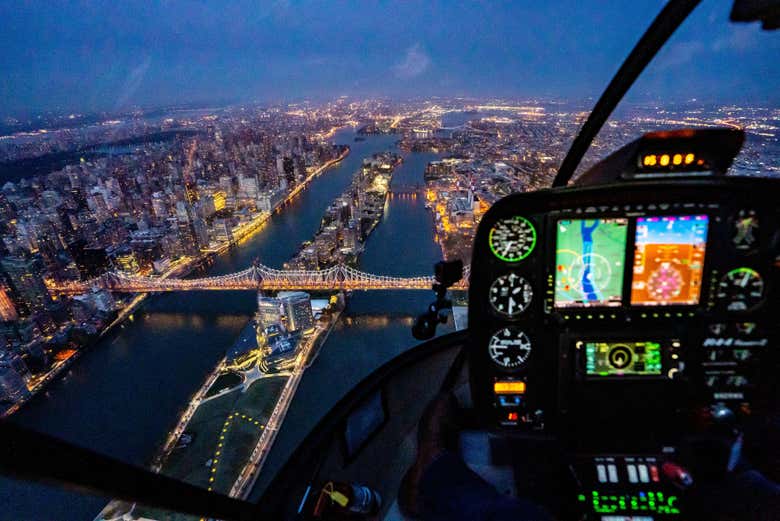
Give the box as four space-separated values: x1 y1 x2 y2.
732 209 759 251
717 268 764 312
488 327 532 369
647 263 683 301
488 216 537 262
489 273 533 317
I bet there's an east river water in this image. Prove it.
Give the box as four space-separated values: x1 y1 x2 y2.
1 127 451 520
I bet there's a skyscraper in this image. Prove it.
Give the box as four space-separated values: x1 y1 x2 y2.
0 283 19 322
280 292 314 333
0 256 53 318
257 295 283 330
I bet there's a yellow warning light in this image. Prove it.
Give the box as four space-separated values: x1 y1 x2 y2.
643 155 657 166
685 153 695 164
494 381 526 394
672 154 682 165
659 154 670 166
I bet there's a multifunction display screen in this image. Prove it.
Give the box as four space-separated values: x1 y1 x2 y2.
554 219 629 307
631 215 708 306
583 341 663 377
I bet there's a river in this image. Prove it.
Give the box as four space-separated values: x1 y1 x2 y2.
0 128 450 520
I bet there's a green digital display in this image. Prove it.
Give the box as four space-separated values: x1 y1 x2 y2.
578 490 681 515
584 341 662 377
555 218 628 307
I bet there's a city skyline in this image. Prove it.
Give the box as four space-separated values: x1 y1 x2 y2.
2 1 780 117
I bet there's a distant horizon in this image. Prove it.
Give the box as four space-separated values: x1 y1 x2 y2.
2 94 777 124
2 1 778 117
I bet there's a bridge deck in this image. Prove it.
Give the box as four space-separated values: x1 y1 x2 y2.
47 263 470 294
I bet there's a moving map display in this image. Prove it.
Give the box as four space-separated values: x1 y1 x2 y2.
631 215 708 306
554 219 628 307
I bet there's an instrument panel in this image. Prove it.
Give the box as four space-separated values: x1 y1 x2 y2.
467 177 779 439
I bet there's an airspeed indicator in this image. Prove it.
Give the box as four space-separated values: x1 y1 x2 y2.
489 216 537 262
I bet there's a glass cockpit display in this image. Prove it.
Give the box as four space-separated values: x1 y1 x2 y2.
554 219 628 307
631 215 708 306
583 341 663 377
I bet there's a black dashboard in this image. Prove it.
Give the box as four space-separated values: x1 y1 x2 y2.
467 176 779 518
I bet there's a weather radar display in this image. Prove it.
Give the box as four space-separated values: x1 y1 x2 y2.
554 219 628 307
631 215 708 305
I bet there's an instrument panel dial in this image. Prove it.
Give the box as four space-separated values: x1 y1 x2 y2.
489 273 533 317
716 267 764 312
488 327 532 369
488 216 537 262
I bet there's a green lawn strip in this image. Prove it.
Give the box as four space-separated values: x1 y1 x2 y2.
211 377 289 490
238 376 288 419
162 391 240 488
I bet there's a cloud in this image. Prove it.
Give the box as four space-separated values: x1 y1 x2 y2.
655 40 706 70
711 26 758 52
115 56 152 109
393 43 431 79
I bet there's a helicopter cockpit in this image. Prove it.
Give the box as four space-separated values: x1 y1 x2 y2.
251 130 778 521
0 1 778 521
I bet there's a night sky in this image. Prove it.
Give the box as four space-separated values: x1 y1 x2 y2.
1 0 778 115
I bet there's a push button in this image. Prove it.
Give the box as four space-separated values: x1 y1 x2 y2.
597 464 607 483
627 464 638 483
607 464 619 483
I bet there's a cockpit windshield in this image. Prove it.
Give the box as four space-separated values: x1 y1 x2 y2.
0 2 777 520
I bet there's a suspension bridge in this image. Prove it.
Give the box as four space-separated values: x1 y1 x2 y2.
48 262 470 295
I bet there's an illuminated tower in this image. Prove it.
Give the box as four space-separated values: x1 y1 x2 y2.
280 292 314 333
0 283 18 322
0 256 53 318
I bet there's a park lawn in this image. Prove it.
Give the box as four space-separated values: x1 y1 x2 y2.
211 377 288 491
162 390 240 488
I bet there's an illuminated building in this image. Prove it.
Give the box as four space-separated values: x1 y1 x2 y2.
151 192 168 219
175 202 200 256
109 246 140 274
283 156 296 188
0 284 19 322
257 296 283 329
280 291 314 333
0 256 54 318
212 191 227 212
257 188 285 213
261 323 300 370
0 362 30 403
192 218 209 248
212 219 234 243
